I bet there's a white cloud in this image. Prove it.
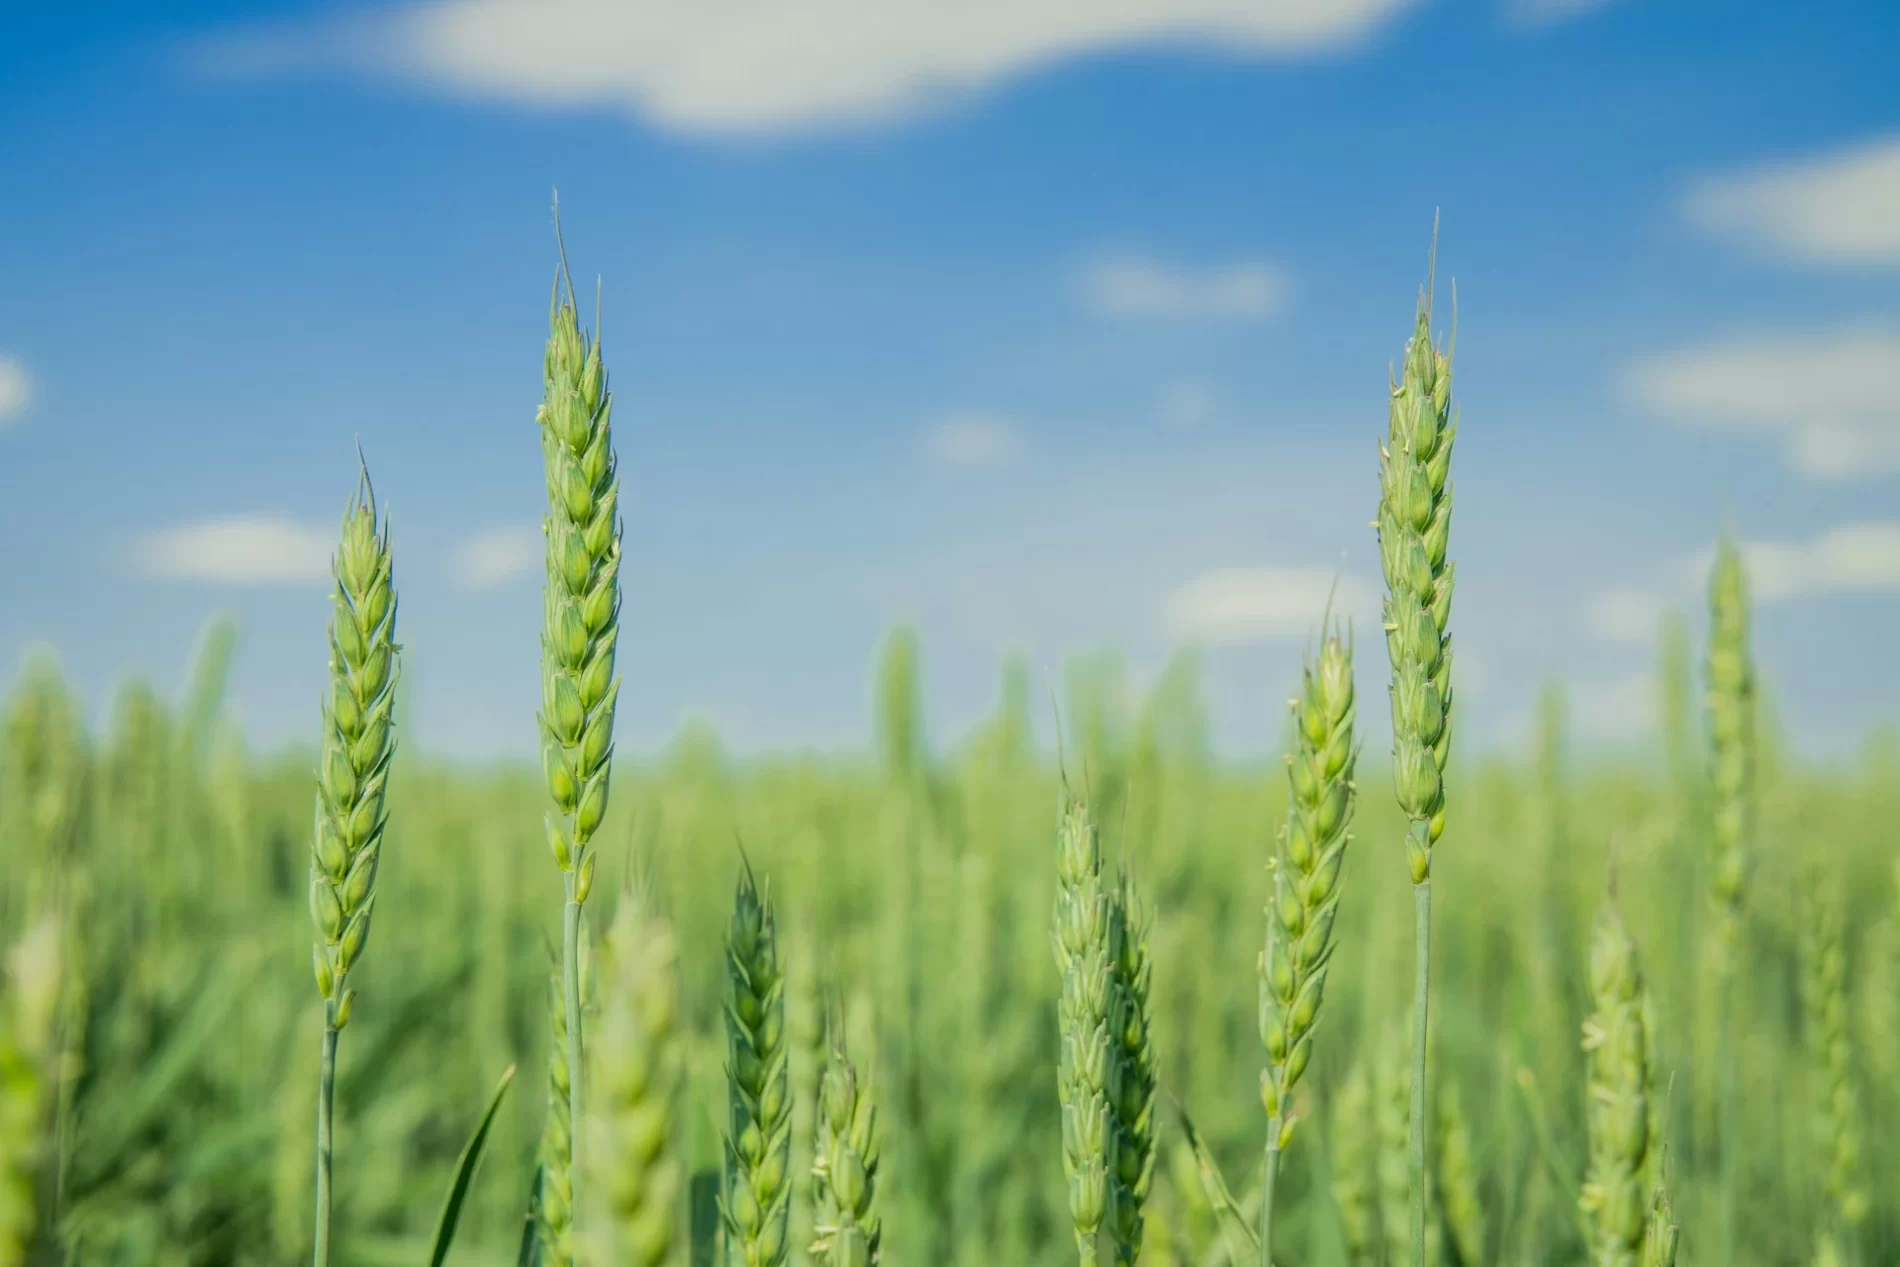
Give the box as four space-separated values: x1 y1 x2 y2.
1156 378 1218 429
1623 328 1900 480
1161 567 1374 646
457 524 542 590
1585 586 1670 644
1586 521 1900 642
1082 253 1287 320
137 515 333 585
925 413 1020 469
194 0 1418 136
0 356 31 425
1505 0 1624 29
1570 670 1655 740
1684 132 1900 265
1710 523 1900 604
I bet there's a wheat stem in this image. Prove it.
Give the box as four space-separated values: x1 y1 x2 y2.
1258 1140 1279 1267
1410 871 1432 1267
313 1025 337 1267
562 888 584 1226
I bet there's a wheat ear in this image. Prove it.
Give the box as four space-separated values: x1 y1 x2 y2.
1259 626 1357 1264
0 917 61 1267
811 1037 881 1266
1376 261 1456 1267
1581 902 1652 1267
1053 792 1117 1267
723 864 793 1267
309 468 398 1267
1799 872 1867 1235
1703 537 1752 1262
581 894 683 1267
1108 871 1157 1264
537 244 623 1218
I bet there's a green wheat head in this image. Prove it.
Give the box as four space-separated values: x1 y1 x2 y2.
1800 873 1867 1229
1581 903 1652 1267
309 473 398 1032
811 1040 881 1267
1329 1057 1377 1264
538 279 622 901
1107 872 1157 1263
581 897 684 1267
0 917 62 1267
1705 538 1754 954
1376 293 1457 882
1053 792 1116 1266
723 865 792 1267
1436 1080 1484 1267
1261 628 1357 1143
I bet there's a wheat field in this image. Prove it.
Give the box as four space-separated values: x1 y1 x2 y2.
1 275 1896 1267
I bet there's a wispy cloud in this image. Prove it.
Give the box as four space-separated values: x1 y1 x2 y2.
192 0 1419 136
136 515 333 585
456 524 542 590
1585 586 1671 645
0 356 31 425
1699 522 1900 604
925 413 1021 469
1586 521 1900 643
1156 378 1218 429
1569 669 1655 739
1081 252 1287 320
1683 132 1900 265
1623 327 1900 480
1504 0 1625 30
1161 567 1373 646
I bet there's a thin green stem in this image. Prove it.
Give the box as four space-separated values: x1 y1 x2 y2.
562 881 584 1222
1716 941 1738 1267
1260 1123 1281 1267
1411 858 1432 1267
313 1021 338 1267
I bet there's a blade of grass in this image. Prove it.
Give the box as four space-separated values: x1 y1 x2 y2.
1174 1099 1262 1262
426 1064 518 1267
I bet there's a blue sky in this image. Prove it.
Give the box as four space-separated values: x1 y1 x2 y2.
2 0 1897 762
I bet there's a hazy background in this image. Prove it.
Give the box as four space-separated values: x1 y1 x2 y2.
2 0 1897 762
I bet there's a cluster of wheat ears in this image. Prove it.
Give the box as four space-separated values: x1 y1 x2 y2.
1 214 1880 1267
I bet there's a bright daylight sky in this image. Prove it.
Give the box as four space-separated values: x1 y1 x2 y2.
1 0 1897 762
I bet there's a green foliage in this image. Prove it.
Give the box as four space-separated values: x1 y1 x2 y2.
1 617 1898 1266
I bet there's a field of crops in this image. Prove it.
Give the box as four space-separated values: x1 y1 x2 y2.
2 278 1896 1267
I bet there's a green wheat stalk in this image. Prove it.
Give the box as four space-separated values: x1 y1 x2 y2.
1799 871 1868 1240
723 863 793 1267
0 917 61 1267
1108 871 1157 1265
1329 1057 1377 1266
538 940 597 1267
1703 537 1753 1264
1259 626 1357 1265
1580 900 1659 1267
1436 1080 1483 1267
1375 262 1457 1267
811 1037 881 1267
537 226 624 1222
580 893 683 1267
1053 791 1117 1267
308 469 399 1267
